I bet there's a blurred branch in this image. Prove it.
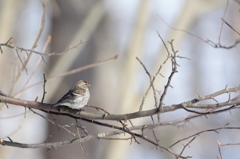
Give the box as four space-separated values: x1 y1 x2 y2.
14 54 118 97
218 0 229 44
22 35 51 90
8 0 48 95
157 0 240 50
0 38 86 56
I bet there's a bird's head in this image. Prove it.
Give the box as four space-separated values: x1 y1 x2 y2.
77 80 90 89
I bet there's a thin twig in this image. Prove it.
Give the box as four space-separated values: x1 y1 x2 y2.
157 13 240 49
41 74 47 103
168 124 231 148
85 105 110 115
21 35 51 93
136 57 158 110
159 40 178 109
221 18 240 35
29 108 76 136
0 40 86 57
217 140 223 159
177 137 195 159
76 119 88 155
14 49 27 74
218 0 229 44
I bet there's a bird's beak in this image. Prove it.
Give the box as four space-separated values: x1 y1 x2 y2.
88 83 91 87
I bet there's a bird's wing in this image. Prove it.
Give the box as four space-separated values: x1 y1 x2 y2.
52 89 74 107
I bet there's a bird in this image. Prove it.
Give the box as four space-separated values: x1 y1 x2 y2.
53 80 90 109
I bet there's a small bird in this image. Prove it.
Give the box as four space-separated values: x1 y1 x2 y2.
53 80 90 109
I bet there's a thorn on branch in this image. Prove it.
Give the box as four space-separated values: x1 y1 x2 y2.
41 74 47 103
7 137 13 142
5 37 13 45
0 90 7 96
43 135 52 143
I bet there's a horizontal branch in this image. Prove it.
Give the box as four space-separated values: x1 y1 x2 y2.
0 94 162 120
1 85 240 121
0 126 180 157
0 136 96 149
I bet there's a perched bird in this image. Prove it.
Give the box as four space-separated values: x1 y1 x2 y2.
53 80 90 109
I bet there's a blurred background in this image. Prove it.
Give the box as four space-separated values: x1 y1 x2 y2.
0 0 240 159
